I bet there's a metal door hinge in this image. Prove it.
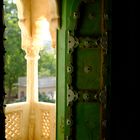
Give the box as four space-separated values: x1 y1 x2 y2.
67 31 79 53
67 86 78 106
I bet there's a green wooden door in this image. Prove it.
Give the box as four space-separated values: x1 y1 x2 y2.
57 0 111 139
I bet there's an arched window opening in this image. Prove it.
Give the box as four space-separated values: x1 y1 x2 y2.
4 0 59 139
4 0 26 104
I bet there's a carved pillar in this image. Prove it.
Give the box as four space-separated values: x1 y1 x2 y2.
25 47 40 103
24 46 40 140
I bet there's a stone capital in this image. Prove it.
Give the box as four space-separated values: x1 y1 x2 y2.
24 46 40 60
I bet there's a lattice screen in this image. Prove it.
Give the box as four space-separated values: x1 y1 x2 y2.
5 111 22 140
41 111 51 139
52 110 56 140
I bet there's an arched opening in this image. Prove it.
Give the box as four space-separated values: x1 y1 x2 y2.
4 0 59 139
4 0 26 104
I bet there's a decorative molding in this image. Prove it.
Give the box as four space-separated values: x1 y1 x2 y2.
25 46 40 60
16 0 60 50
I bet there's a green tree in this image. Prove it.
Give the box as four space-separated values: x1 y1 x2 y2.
38 50 56 77
4 0 26 102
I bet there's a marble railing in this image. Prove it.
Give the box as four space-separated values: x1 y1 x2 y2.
5 102 56 140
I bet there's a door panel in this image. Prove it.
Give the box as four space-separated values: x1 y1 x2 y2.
57 0 111 140
73 41 101 90
75 1 102 36
75 103 100 140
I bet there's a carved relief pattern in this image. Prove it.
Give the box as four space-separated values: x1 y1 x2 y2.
5 111 22 140
41 110 51 139
25 46 40 59
52 109 56 140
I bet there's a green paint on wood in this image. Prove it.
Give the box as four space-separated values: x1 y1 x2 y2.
73 47 101 90
75 103 100 140
57 0 110 140
56 1 67 139
76 1 102 36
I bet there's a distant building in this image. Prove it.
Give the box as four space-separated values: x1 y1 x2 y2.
16 76 56 100
38 77 56 100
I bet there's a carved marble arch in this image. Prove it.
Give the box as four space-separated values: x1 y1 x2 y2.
16 0 60 58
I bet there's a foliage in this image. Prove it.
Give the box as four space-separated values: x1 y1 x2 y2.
38 93 55 103
4 0 26 99
38 50 56 77
15 96 26 103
